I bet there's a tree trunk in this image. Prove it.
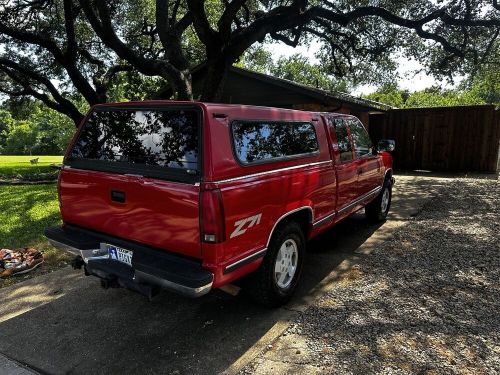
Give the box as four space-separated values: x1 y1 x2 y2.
199 60 229 102
167 68 194 101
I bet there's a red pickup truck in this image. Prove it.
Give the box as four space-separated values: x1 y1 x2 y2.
46 101 395 307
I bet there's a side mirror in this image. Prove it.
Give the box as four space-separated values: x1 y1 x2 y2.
377 139 395 152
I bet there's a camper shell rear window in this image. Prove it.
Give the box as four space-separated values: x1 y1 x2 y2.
66 105 202 183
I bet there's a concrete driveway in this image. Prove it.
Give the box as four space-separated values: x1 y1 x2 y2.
0 175 447 375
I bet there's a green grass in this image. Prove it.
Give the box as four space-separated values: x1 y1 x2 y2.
0 155 63 180
0 183 72 287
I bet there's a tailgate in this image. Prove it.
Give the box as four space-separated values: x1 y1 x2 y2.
60 104 203 258
59 169 201 258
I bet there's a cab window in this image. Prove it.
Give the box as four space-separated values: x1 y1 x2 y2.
231 120 319 164
348 118 373 158
333 119 353 162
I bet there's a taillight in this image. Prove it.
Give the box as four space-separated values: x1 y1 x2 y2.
201 189 226 243
57 168 63 209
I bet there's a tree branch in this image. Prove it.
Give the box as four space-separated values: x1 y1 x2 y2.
218 0 247 37
0 16 100 104
170 0 183 25
78 48 105 67
80 0 180 76
79 0 160 74
309 7 465 57
63 0 78 60
0 63 84 124
156 0 171 49
103 64 133 86
186 0 218 46
270 27 303 47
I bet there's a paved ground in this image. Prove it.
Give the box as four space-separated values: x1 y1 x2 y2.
0 175 453 375
0 354 38 375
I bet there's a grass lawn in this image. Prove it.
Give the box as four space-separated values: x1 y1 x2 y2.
0 155 63 180
0 183 72 288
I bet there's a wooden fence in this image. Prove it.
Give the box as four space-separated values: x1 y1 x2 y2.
369 105 500 173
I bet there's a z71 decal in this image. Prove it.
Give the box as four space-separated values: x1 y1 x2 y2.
230 213 262 238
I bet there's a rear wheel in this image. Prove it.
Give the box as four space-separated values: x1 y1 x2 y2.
245 221 305 307
366 179 392 222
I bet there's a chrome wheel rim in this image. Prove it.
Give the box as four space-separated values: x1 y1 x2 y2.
381 188 390 213
274 238 298 289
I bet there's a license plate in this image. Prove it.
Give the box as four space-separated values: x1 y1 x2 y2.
107 245 133 266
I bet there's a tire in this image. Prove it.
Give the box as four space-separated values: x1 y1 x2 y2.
244 221 305 308
365 179 392 222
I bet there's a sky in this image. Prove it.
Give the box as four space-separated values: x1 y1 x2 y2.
266 41 448 96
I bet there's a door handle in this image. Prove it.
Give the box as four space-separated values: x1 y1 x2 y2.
357 168 363 175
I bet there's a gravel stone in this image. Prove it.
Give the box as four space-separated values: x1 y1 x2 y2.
241 177 500 374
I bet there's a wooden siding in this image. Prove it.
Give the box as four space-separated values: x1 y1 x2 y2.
369 105 500 173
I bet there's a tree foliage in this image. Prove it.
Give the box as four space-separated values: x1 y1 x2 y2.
0 102 75 155
236 49 349 92
460 53 500 104
270 53 349 92
0 0 498 125
364 68 500 108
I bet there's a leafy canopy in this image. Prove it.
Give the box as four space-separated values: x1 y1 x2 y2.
0 0 497 125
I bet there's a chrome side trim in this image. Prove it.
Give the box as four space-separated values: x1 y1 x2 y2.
266 206 314 247
337 186 382 215
214 160 332 184
134 270 213 298
312 211 336 229
312 186 383 229
224 248 267 274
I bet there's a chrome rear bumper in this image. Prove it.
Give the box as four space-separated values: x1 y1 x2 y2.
46 226 213 298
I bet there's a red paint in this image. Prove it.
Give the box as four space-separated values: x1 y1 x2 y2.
60 168 201 258
58 101 393 289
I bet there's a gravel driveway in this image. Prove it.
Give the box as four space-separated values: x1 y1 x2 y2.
242 177 500 374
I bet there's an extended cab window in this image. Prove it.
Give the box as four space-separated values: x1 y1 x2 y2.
67 108 200 181
232 121 319 164
333 119 353 162
348 118 373 158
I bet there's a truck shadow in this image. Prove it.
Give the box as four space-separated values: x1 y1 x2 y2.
0 215 384 375
0 175 443 375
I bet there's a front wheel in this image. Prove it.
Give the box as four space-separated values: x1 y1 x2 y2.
366 180 392 222
244 221 305 307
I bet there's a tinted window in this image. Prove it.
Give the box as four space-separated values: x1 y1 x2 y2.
68 109 199 170
232 121 319 164
348 118 373 157
333 119 353 162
